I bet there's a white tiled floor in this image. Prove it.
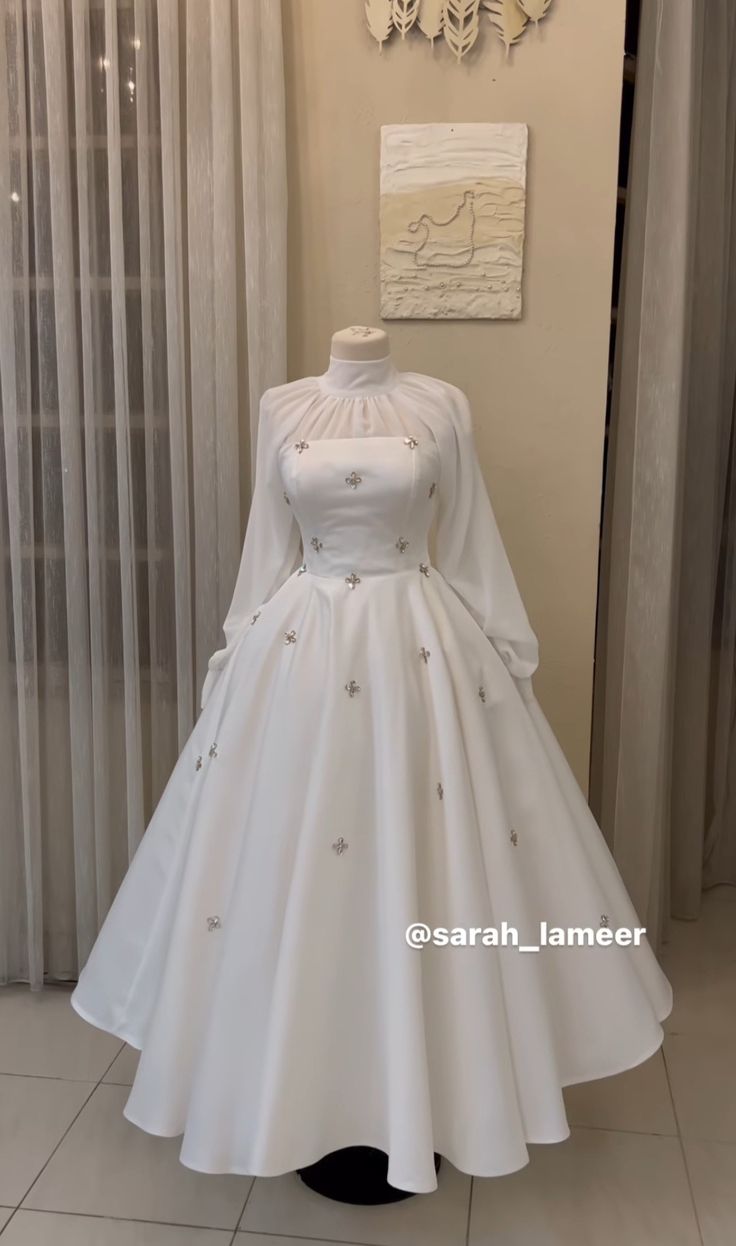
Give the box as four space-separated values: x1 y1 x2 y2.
0 888 734 1245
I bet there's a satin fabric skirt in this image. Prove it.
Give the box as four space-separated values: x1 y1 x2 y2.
72 564 672 1193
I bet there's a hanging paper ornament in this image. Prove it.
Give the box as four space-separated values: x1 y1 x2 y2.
517 0 553 24
484 0 528 57
418 0 447 46
366 0 555 58
443 0 481 62
392 0 420 38
366 0 394 50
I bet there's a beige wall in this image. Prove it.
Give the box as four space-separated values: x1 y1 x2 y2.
283 0 625 788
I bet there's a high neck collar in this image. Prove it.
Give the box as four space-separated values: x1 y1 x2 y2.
319 354 399 396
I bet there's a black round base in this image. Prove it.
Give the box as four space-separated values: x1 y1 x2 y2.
297 1146 442 1205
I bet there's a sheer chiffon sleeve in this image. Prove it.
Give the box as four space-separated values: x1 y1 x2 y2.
200 392 302 709
434 384 539 695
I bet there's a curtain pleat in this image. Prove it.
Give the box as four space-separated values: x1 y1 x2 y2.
134 0 166 804
0 0 44 985
592 0 736 938
42 0 97 967
0 0 287 987
156 0 193 747
237 0 287 461
104 0 145 864
186 0 240 699
692 0 736 895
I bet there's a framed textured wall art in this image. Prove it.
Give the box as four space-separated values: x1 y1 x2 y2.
380 122 528 320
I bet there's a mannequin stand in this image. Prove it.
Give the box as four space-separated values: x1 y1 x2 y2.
297 1147 442 1205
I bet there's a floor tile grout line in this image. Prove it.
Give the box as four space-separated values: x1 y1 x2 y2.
465 1175 474 1246
20 1029 132 1237
0 1205 247 1233
566 1122 686 1142
0 1033 127 1238
236 1230 414 1245
234 1178 257 1237
12 1080 101 1213
563 1121 679 1139
662 1045 706 1246
0 1208 17 1239
235 1234 347 1243
96 1040 129 1087
0 1206 442 1246
0 1067 124 1084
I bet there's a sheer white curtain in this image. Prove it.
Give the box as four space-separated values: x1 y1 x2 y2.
592 0 736 944
0 0 286 987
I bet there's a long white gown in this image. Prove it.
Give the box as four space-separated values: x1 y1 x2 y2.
72 355 672 1193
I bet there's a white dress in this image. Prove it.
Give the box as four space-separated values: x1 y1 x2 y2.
72 356 672 1194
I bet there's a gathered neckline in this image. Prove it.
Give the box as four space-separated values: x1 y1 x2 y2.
317 355 400 397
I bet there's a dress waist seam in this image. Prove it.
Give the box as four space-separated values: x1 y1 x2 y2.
297 562 434 583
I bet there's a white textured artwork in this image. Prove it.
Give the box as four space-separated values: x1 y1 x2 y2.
380 123 528 320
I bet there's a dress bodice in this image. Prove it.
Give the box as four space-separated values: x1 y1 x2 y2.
279 434 440 581
201 363 540 708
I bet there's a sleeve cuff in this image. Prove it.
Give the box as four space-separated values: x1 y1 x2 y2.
491 637 539 681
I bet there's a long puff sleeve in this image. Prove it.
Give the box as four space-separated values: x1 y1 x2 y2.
434 384 539 692
200 391 302 709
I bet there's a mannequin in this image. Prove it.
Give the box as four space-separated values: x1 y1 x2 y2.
296 325 442 1206
70 321 671 1199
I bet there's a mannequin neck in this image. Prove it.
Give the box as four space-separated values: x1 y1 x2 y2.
320 354 399 396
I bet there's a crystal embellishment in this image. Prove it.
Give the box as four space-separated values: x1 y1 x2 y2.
600 914 610 928
206 915 221 931
345 572 361 590
404 436 419 449
295 439 309 453
195 755 202 771
396 537 409 553
283 491 291 505
284 629 297 644
310 536 323 552
251 611 261 625
429 481 437 498
478 685 486 703
332 836 349 855
419 647 430 663
510 828 518 846
208 743 218 759
437 782 444 800
419 563 430 577
345 471 362 489
345 680 361 697
297 563 307 576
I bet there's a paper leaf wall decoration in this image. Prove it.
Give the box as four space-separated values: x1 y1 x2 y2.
517 0 553 21
443 0 481 62
366 0 394 48
418 0 446 45
484 0 528 56
392 0 420 37
365 0 555 57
